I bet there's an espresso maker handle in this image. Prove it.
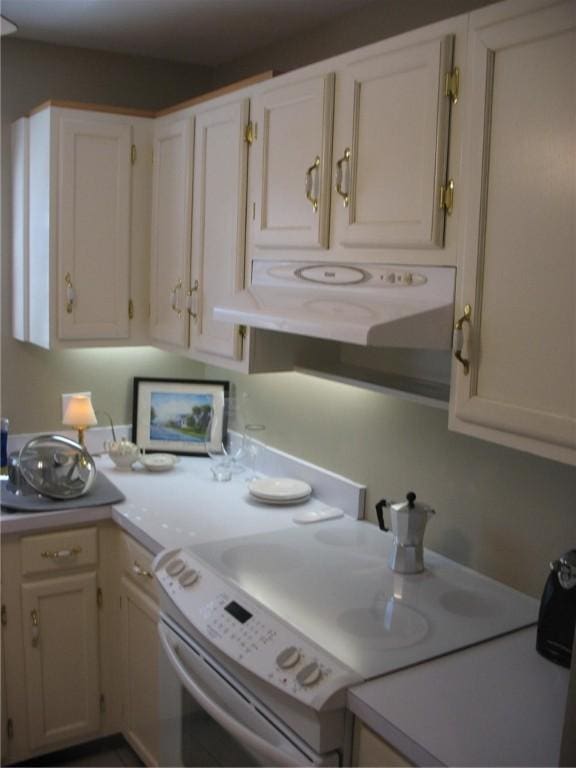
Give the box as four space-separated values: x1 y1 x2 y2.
375 499 388 531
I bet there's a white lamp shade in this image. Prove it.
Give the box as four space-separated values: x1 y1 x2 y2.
63 395 98 428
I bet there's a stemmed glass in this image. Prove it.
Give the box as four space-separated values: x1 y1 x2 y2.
243 424 265 481
204 408 245 481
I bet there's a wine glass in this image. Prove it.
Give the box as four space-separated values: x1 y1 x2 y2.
243 424 265 481
204 409 232 482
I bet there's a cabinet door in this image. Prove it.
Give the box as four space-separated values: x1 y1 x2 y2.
120 576 159 767
190 99 249 361
21 572 101 750
58 116 132 340
449 0 576 465
251 74 334 250
353 720 412 767
333 35 454 249
150 116 194 347
11 117 29 342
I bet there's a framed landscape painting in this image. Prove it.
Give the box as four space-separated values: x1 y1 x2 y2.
132 378 229 455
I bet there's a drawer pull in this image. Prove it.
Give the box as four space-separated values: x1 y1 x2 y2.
305 155 320 212
453 304 472 375
335 147 351 207
64 272 75 314
170 279 183 317
31 609 40 647
41 547 82 560
133 561 154 580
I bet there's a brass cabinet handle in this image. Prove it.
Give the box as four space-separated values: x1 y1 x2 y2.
305 156 320 212
31 609 40 647
453 304 472 374
335 148 351 207
64 272 75 314
170 279 183 317
187 280 199 321
41 546 82 560
133 561 154 579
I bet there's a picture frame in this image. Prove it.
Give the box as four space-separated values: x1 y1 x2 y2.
132 377 229 456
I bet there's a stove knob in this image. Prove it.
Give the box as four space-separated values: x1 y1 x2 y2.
179 568 199 587
296 662 322 687
276 646 300 669
166 558 185 577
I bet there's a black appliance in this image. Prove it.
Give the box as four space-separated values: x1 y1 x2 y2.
536 550 576 668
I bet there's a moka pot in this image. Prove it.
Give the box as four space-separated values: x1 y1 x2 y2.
375 492 435 574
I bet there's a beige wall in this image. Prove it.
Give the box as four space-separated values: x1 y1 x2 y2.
212 0 498 86
207 368 576 599
2 6 575 602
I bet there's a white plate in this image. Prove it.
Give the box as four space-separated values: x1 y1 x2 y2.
249 493 311 506
248 477 312 502
140 453 179 472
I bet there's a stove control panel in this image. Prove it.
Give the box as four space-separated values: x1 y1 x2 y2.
154 548 361 709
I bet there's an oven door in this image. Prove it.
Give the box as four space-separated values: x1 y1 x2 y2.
159 618 340 767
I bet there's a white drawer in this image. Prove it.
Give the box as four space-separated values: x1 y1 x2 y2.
21 527 98 576
118 532 158 601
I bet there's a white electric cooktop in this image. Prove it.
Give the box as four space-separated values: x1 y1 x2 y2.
189 516 538 680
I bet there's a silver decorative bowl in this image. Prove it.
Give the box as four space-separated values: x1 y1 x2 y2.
11 434 96 500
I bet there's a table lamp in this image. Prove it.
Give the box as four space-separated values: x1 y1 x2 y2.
63 395 97 447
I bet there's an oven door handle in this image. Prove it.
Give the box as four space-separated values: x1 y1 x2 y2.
159 623 307 767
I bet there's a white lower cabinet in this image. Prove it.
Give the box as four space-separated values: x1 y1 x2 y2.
448 0 576 465
0 524 163 766
353 720 413 767
21 572 101 750
0 527 104 764
118 533 160 767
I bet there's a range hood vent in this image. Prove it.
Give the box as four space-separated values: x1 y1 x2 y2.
214 261 456 349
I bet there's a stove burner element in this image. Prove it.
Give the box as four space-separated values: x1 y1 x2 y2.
338 597 428 648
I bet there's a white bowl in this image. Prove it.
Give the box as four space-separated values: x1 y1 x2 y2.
140 453 179 472
106 439 141 471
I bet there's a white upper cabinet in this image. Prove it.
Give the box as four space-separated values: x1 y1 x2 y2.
251 74 335 250
245 16 465 267
449 0 576 466
58 117 131 340
333 34 454 250
190 98 249 362
149 115 194 349
150 91 310 374
12 105 153 349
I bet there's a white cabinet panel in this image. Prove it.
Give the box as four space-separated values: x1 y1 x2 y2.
13 105 152 349
58 117 131 339
333 35 454 249
190 99 249 361
449 0 576 465
353 720 412 767
11 118 29 342
251 74 334 250
21 571 101 750
149 116 194 348
120 576 159 767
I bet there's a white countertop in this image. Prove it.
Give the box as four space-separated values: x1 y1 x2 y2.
1 447 364 548
1 452 570 767
348 626 570 767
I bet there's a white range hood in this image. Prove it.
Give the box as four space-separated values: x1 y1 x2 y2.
214 260 456 349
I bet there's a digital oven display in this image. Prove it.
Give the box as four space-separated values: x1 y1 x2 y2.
225 601 253 624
